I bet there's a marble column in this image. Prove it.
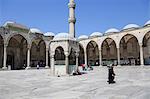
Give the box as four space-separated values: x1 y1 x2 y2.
45 48 49 68
140 44 144 66
65 52 69 74
75 52 79 72
2 44 8 70
99 49 102 66
51 55 55 75
26 45 31 70
117 47 120 66
84 49 87 66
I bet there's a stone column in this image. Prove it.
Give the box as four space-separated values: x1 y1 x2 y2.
75 52 79 72
117 47 120 66
2 44 8 70
26 45 31 70
45 48 49 68
84 49 87 66
65 52 69 74
99 49 102 66
140 44 144 66
51 55 55 75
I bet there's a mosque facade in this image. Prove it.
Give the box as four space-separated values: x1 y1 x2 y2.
0 0 150 75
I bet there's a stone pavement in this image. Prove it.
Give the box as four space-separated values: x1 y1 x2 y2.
0 66 150 99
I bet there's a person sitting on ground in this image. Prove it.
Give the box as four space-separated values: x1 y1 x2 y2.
87 64 93 71
81 64 86 71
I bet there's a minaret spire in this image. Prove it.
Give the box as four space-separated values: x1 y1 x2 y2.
68 0 76 38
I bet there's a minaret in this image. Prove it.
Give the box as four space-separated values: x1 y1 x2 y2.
68 0 76 38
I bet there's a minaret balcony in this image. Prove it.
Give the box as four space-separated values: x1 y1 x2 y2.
68 17 76 23
68 3 76 8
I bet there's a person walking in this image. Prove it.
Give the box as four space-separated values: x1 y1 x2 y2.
107 64 116 84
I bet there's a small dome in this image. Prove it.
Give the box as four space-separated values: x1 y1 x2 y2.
3 21 15 27
90 32 103 37
44 32 55 36
105 28 119 34
53 33 75 40
144 20 150 26
123 24 139 30
78 35 88 39
30 28 43 34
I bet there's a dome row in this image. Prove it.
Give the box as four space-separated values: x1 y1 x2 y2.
2 21 55 37
2 20 150 40
78 21 150 40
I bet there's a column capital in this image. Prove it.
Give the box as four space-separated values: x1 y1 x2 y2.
4 43 8 47
50 53 55 58
139 43 143 47
117 47 120 49
27 44 31 49
75 52 79 57
46 48 49 51
64 51 69 57
51 55 54 58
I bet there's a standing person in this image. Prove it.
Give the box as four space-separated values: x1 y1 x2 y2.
107 64 116 84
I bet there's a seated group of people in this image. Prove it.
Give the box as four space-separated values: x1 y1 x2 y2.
81 64 93 71
72 64 93 76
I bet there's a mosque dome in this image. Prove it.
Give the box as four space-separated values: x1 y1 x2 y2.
78 35 88 39
3 21 29 30
90 32 103 37
123 24 139 30
44 32 55 36
144 20 150 26
30 28 43 34
105 28 119 34
3 21 15 27
53 33 75 40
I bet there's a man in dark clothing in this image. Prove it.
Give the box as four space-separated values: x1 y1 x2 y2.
107 64 116 84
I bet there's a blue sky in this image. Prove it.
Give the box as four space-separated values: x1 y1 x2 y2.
0 0 150 37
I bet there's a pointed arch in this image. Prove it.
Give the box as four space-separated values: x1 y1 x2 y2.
86 40 99 66
6 33 29 46
7 34 28 69
54 46 65 65
101 38 117 66
142 31 150 65
31 38 46 67
79 44 85 65
119 34 140 65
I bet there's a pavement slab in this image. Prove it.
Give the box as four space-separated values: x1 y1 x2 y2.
0 66 150 99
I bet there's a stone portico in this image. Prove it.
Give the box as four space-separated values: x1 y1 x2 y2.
0 0 150 76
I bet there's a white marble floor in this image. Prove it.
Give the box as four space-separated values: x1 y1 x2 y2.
0 66 150 99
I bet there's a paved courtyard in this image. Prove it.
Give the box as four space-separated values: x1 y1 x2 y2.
0 66 150 99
